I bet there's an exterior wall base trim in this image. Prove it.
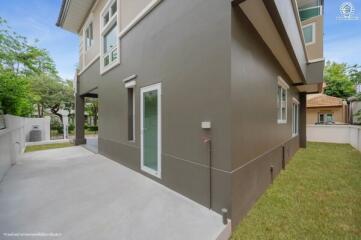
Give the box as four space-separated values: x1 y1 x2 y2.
231 136 300 229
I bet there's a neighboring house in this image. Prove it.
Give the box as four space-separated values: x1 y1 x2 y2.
57 0 324 230
307 94 348 124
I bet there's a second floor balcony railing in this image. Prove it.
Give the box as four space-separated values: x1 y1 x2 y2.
299 5 323 21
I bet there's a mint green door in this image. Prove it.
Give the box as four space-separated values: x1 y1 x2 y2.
141 84 161 177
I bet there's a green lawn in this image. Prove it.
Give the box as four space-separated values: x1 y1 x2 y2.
231 142 361 240
25 142 74 153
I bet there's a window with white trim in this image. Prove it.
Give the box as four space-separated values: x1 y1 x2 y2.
319 112 333 124
85 22 93 51
101 0 119 72
302 23 316 45
277 77 289 124
292 99 299 136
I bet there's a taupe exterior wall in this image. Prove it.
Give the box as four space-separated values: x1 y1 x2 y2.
303 15 323 60
119 0 153 30
230 8 300 227
79 0 107 70
78 59 100 95
78 0 155 71
76 0 304 229
86 0 234 215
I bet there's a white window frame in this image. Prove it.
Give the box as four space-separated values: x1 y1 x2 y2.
84 21 93 51
140 83 162 179
302 22 316 46
277 76 289 124
100 0 120 75
319 112 333 124
292 98 299 136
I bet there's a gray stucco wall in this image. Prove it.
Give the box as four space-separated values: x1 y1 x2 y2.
77 0 303 228
230 8 300 227
96 0 233 214
78 59 100 95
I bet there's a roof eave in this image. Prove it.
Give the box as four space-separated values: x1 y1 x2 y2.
56 0 68 28
307 105 343 108
56 0 95 34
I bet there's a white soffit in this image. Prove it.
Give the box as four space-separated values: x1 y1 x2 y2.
239 0 303 84
62 0 95 33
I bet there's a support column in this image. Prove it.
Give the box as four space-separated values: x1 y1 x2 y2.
299 93 307 148
75 93 86 145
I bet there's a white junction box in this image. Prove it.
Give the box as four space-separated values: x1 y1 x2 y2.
201 121 211 129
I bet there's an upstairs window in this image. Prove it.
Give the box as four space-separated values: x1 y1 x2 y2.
277 77 289 124
101 0 119 72
111 1 117 16
302 23 316 45
85 22 93 51
104 13 110 26
103 24 117 66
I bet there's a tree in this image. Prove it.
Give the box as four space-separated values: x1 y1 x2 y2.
348 64 361 85
29 74 74 121
323 61 356 99
0 16 71 118
0 17 57 76
85 98 98 126
0 70 34 116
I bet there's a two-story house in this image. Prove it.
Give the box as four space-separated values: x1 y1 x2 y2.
57 0 324 230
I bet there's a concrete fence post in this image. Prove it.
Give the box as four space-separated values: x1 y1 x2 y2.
44 116 51 141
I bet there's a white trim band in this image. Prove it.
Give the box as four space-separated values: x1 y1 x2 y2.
118 0 163 39
78 55 100 76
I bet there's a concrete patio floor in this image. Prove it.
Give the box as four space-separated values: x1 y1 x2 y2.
0 147 227 240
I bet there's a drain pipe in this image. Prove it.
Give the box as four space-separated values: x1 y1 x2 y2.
203 136 212 209
201 121 212 209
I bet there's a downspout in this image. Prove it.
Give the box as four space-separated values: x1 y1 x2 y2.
203 136 212 209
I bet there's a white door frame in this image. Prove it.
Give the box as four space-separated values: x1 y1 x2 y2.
140 83 162 178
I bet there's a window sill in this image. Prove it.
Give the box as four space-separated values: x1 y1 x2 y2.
277 120 287 124
305 41 316 46
101 60 120 75
292 133 299 137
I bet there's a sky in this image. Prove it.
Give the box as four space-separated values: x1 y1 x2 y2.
0 0 360 80
0 0 78 80
324 0 361 65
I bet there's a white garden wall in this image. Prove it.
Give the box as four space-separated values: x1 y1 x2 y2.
0 115 50 181
5 115 51 142
0 116 25 181
307 124 361 151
